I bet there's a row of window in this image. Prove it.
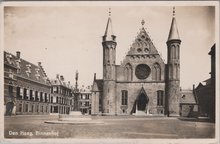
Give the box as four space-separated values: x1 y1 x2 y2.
80 101 90 107
124 63 162 81
17 103 49 113
51 105 70 114
80 94 90 100
17 103 72 114
121 90 164 106
51 86 73 96
16 87 50 103
55 96 73 105
170 45 180 59
14 86 73 105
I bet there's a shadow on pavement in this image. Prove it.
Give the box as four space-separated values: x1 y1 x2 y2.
178 117 215 123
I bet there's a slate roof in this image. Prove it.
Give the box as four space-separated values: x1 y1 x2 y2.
92 79 103 92
167 16 180 41
50 77 73 89
180 90 197 104
104 17 115 41
4 52 18 69
4 51 50 86
79 86 92 93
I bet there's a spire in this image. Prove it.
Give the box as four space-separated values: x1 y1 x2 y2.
103 8 116 41
141 19 145 27
75 70 78 91
167 7 180 41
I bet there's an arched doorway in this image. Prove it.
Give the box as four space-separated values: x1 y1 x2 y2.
137 93 149 111
131 87 149 115
5 102 14 116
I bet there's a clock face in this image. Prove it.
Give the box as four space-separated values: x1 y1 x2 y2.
135 64 151 80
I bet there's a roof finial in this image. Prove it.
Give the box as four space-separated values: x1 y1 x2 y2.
141 19 145 27
109 8 111 17
173 7 175 17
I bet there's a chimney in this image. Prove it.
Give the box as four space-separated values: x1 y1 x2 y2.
38 62 41 66
16 51 20 59
60 75 64 81
56 74 59 79
94 73 96 80
193 84 195 90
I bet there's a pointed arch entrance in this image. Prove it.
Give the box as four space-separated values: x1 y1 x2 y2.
131 87 149 115
137 92 148 111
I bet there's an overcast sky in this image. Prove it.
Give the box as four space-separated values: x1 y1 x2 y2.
4 3 216 89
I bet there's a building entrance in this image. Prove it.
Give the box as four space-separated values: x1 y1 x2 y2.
137 93 149 111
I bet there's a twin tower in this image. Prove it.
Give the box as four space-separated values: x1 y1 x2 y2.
92 8 181 116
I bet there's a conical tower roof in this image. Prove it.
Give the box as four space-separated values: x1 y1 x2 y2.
104 17 114 37
103 9 116 41
167 7 180 41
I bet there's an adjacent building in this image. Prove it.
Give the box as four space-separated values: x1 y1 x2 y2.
180 89 198 117
195 44 215 121
78 86 92 115
50 75 75 114
4 51 75 115
4 51 51 115
4 52 18 115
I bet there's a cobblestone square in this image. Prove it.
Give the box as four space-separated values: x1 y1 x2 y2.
4 115 215 139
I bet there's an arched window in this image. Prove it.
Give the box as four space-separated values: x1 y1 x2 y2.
124 63 132 81
169 64 173 79
157 90 164 106
121 90 128 105
8 84 13 97
152 63 161 81
173 64 176 79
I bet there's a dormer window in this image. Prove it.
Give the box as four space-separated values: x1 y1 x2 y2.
6 54 12 64
9 69 13 79
35 68 40 80
16 59 21 74
17 68 21 74
43 77 47 83
15 59 21 68
26 64 31 77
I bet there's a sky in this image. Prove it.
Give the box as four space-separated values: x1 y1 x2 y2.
4 3 216 89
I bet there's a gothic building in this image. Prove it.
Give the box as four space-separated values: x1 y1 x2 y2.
91 9 181 116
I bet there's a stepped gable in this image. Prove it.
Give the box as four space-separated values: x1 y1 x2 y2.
120 23 165 66
4 52 17 68
50 75 72 89
127 27 160 56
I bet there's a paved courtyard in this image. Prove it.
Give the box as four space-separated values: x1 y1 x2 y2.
4 115 215 139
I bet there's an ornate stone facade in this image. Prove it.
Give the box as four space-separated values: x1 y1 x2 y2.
92 9 181 116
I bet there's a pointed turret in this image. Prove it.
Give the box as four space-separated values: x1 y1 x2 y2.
167 7 180 42
103 8 116 42
102 8 117 115
166 7 181 117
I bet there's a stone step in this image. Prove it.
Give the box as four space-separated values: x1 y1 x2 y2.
135 110 147 116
